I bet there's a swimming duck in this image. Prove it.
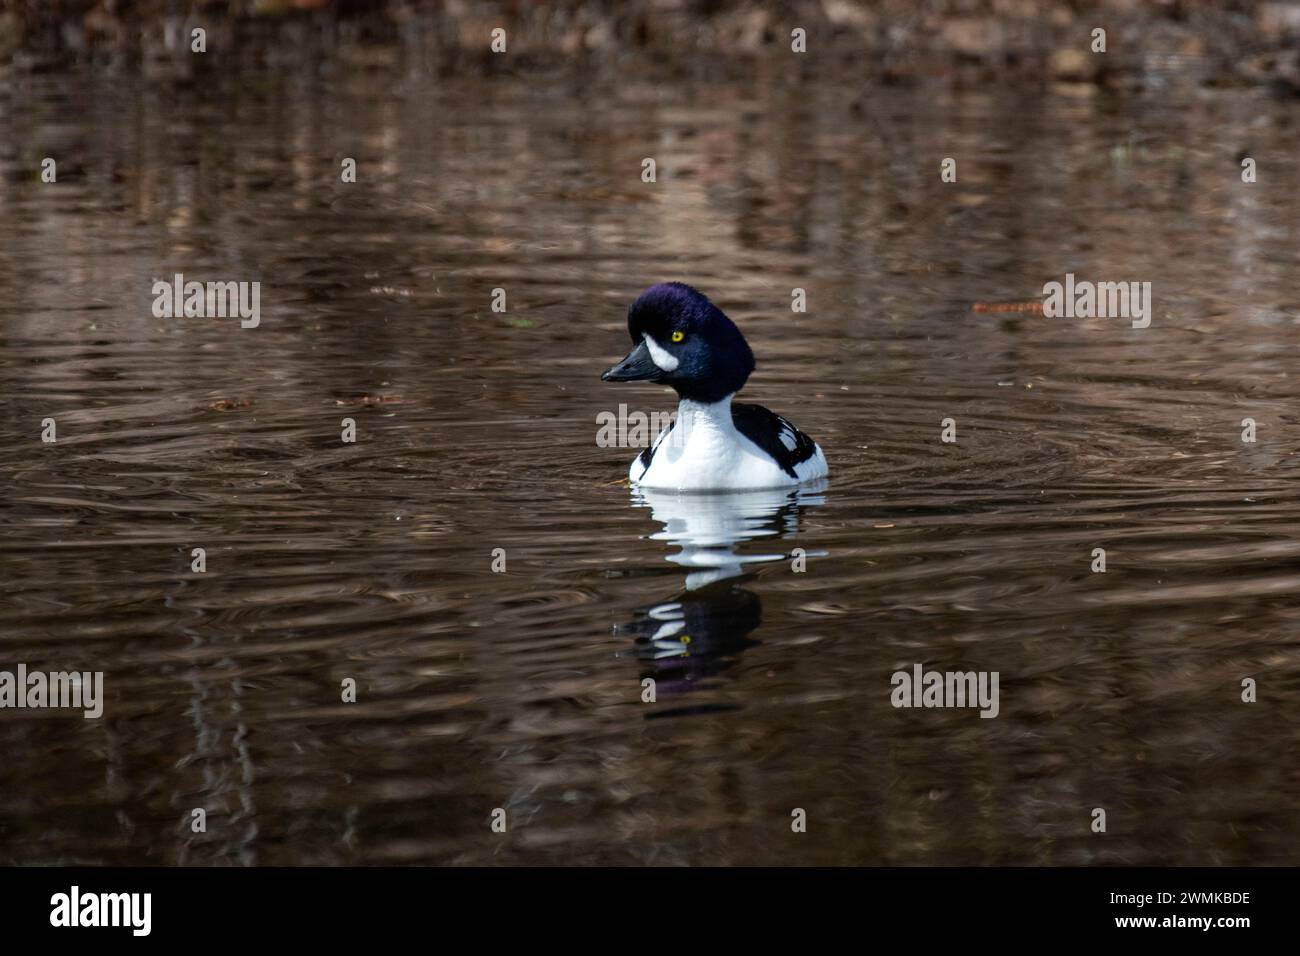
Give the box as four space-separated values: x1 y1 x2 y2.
601 283 829 490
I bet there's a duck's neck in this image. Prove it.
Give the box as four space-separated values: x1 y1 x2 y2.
676 394 736 438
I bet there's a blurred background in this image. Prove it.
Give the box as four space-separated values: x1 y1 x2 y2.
1 1 1300 94
1 2 1298 866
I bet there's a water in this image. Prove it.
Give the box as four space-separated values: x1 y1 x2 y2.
1 63 1298 865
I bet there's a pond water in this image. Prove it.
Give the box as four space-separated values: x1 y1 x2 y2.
1 62 1297 865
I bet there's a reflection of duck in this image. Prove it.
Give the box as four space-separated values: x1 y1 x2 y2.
616 581 761 702
614 486 827 708
635 484 826 590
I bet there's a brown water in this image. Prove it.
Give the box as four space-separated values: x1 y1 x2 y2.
1 63 1298 865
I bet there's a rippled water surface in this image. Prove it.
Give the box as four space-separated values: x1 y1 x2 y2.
2 64 1298 865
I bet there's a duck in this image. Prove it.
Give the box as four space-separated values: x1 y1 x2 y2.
601 282 829 490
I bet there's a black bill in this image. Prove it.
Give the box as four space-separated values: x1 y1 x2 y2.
601 339 663 382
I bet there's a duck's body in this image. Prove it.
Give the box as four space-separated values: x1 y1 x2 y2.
630 396 827 490
603 283 828 491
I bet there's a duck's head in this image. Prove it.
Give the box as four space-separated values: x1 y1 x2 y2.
601 282 755 404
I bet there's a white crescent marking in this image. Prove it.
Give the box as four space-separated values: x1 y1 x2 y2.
643 334 679 372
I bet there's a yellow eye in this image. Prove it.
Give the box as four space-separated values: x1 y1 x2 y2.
671 330 685 343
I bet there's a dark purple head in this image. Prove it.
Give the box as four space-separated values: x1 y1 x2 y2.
600 283 755 404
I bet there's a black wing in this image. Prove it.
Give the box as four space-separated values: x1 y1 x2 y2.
635 422 672 475
730 402 819 478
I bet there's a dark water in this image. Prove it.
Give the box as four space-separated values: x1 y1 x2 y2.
1 63 1298 865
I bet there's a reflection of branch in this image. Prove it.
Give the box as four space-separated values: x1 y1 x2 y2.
971 301 1045 314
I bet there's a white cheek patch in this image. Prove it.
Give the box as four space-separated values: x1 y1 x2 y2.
651 621 686 641
643 334 679 372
